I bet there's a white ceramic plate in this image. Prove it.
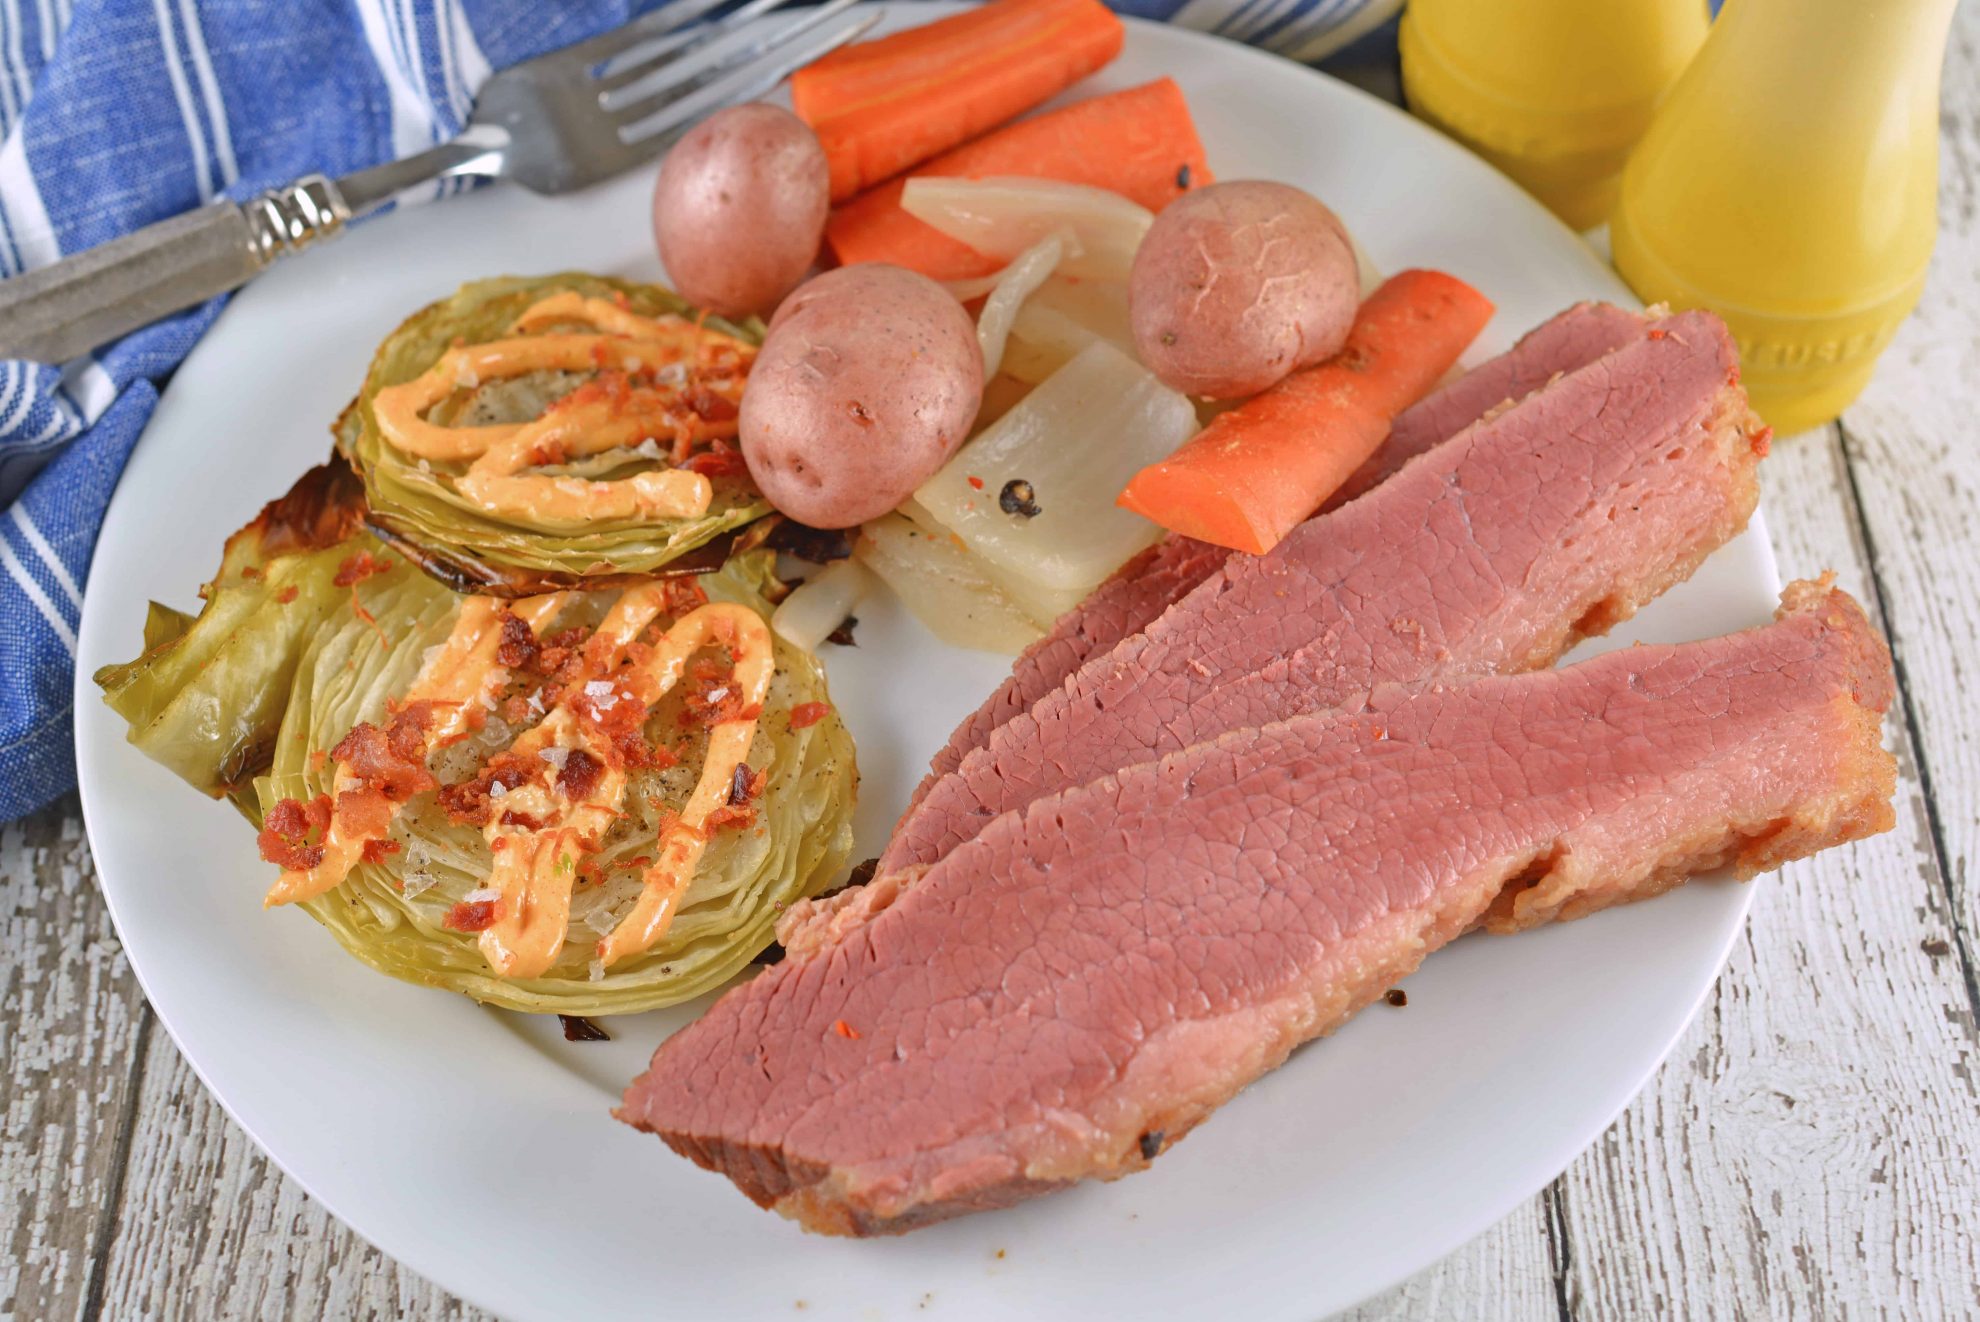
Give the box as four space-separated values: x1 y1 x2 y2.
74 10 1782 1319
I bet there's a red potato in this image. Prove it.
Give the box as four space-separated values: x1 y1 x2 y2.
742 264 983 528
1129 180 1360 398
652 104 829 318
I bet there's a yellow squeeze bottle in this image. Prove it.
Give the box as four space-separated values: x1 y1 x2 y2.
1612 0 1959 434
1400 0 1709 230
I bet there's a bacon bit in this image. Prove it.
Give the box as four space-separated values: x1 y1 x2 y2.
728 762 767 806
490 837 509 852
274 585 299 604
966 475 985 490
680 658 762 728
496 610 540 670
703 801 757 834
444 897 501 932
334 786 394 841
681 440 748 478
661 576 710 616
556 747 605 799
438 748 538 827
548 369 634 416
241 565 263 580
789 702 832 731
1647 327 1669 340
333 550 392 588
527 438 571 467
830 1019 861 1040
499 808 550 831
649 803 706 841
686 385 740 424
387 703 435 759
257 794 332 870
331 721 436 801
360 838 401 865
560 1014 611 1042
536 626 591 679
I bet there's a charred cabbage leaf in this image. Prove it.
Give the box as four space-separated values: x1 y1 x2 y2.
96 467 858 1015
340 273 771 596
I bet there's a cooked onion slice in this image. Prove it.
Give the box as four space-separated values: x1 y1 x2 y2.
855 513 1042 654
772 558 876 653
962 233 1072 380
915 342 1199 594
902 176 1153 282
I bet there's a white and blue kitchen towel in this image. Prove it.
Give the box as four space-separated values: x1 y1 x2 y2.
0 0 1398 822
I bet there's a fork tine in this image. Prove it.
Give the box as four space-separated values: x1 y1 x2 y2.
598 0 848 115
553 0 733 70
595 0 795 85
616 9 879 147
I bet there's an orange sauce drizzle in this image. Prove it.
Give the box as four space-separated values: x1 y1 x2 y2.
264 591 571 908
368 293 753 527
476 594 772 978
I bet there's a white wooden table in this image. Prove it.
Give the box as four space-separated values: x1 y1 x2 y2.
7 16 1978 1319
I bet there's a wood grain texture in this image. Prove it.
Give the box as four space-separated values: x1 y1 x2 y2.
1 800 150 1322
1830 10 1980 972
91 1039 486 1322
1336 1198 1562 1320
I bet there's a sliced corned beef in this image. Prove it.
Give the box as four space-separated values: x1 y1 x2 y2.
620 580 1896 1235
908 302 1651 806
881 309 1768 875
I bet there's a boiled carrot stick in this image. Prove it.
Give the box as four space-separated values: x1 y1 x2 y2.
793 0 1126 202
1117 270 1495 555
825 78 1211 280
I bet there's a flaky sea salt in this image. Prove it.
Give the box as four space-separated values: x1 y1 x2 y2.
400 871 438 900
588 957 606 983
489 780 508 798
539 746 571 771
463 887 502 905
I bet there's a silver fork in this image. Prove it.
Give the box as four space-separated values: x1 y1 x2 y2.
0 0 879 364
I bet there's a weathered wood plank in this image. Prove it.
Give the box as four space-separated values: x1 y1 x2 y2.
1831 8 1980 971
1338 1197 1561 1320
0 797 151 1322
94 1037 490 1321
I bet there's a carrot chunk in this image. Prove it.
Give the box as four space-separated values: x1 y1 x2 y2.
824 78 1211 280
1117 270 1495 555
793 0 1125 202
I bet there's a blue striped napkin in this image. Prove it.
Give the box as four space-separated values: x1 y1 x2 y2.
0 0 1399 822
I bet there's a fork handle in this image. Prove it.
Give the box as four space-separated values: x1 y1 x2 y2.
0 176 351 364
